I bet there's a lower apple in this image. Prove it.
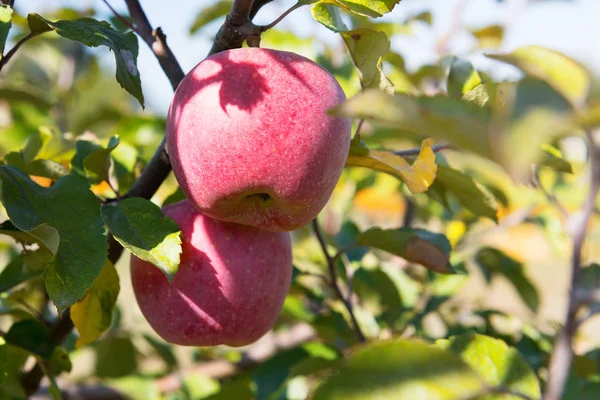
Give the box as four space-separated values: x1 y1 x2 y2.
130 200 292 346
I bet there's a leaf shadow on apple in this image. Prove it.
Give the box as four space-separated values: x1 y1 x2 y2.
165 48 352 232
130 200 293 347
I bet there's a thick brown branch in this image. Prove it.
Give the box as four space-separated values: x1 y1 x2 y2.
209 0 262 55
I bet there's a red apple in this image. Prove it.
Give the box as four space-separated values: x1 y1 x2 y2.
130 200 292 346
166 48 351 232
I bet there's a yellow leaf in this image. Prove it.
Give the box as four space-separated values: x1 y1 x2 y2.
71 261 120 348
346 138 437 194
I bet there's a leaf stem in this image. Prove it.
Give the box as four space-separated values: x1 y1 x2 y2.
259 2 304 32
543 131 600 400
0 32 41 71
312 218 366 343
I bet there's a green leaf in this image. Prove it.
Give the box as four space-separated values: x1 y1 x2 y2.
253 348 311 400
0 167 107 311
189 0 232 33
82 135 120 183
311 4 348 32
101 198 182 282
0 250 48 293
437 333 541 399
447 58 482 99
29 14 144 107
162 187 187 207
356 227 453 274
4 127 51 165
70 261 120 348
319 0 401 18
487 45 589 108
342 28 393 93
142 334 177 371
331 89 493 159
475 247 539 313
539 144 573 173
434 165 498 221
27 13 54 34
48 346 72 376
5 319 56 358
312 339 484 399
0 4 12 55
94 336 138 379
106 376 159 400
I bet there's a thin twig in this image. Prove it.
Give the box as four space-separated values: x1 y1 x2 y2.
531 165 569 220
312 219 366 343
259 2 304 31
393 143 452 157
544 131 600 400
102 0 137 34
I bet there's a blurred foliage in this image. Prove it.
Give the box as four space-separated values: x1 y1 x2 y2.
0 1 599 400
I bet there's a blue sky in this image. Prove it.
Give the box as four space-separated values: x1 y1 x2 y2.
14 0 600 114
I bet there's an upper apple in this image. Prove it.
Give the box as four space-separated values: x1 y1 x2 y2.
166 47 351 232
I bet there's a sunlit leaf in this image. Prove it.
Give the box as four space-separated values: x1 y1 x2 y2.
437 333 541 399
0 167 107 311
71 261 120 348
312 339 484 399
539 144 573 173
0 251 48 293
487 45 589 108
83 135 120 183
356 227 453 274
447 58 482 99
342 28 393 93
332 89 493 158
189 0 232 33
317 0 401 18
101 198 182 282
311 3 348 32
346 138 437 194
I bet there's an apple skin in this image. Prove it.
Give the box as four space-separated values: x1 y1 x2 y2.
166 47 351 232
130 200 292 347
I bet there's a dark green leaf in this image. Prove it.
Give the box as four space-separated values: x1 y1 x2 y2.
252 347 310 400
311 4 348 32
335 220 368 261
189 0 232 33
71 139 102 177
539 144 573 173
447 58 481 99
312 339 484 399
29 14 144 107
434 165 498 221
204 377 254 400
27 13 54 34
94 336 138 378
0 167 107 311
0 250 48 293
162 187 187 207
0 337 6 384
356 227 453 274
5 319 56 358
475 247 539 313
0 4 12 54
143 334 177 371
101 198 181 282
437 333 541 399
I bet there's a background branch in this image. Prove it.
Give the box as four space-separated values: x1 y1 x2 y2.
312 219 366 343
544 131 600 400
